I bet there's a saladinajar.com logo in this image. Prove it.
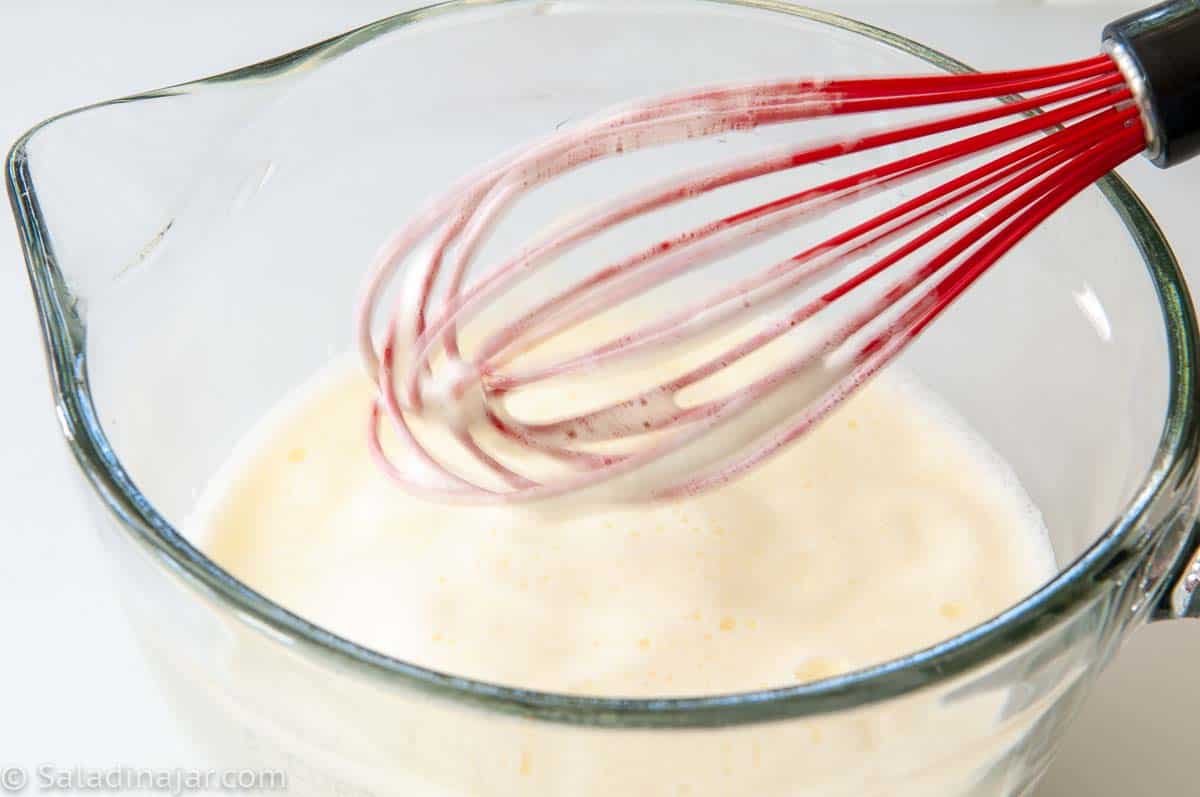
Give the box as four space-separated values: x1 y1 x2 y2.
0 765 287 794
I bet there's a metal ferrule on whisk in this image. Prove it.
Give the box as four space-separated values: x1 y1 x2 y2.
1103 39 1161 162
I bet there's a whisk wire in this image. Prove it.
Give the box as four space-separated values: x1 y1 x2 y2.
359 53 1144 502
477 82 1133 391
401 71 1128 397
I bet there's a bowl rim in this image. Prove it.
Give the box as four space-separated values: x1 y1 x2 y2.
8 0 1200 729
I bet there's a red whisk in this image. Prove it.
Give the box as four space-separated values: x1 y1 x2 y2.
357 1 1200 503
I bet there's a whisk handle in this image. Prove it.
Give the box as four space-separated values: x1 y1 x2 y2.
1104 0 1200 168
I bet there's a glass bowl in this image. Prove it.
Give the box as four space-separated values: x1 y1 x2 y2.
8 1 1200 795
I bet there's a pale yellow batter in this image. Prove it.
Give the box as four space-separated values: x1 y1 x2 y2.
189 354 1054 698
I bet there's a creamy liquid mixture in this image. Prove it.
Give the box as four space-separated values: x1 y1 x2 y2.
189 353 1054 698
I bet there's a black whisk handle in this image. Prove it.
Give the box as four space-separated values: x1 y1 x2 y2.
1104 0 1200 168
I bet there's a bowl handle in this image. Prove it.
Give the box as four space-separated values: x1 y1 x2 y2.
1154 521 1200 619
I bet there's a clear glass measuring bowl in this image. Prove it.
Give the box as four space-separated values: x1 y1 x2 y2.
8 1 1200 795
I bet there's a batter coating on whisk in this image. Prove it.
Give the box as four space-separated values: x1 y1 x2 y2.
357 0 1200 503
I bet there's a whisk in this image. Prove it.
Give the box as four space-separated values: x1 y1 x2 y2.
357 1 1200 503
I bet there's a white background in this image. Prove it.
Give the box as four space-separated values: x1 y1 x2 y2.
0 2 1196 794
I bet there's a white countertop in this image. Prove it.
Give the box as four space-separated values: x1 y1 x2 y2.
0 2 1195 794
